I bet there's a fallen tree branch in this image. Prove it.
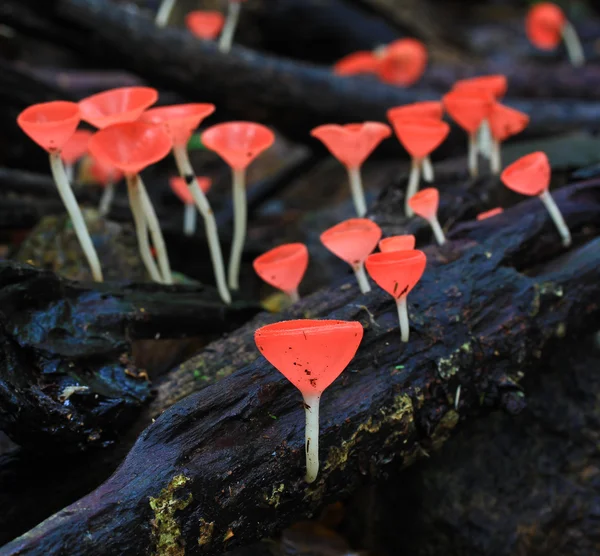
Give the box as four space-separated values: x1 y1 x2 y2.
3 181 598 555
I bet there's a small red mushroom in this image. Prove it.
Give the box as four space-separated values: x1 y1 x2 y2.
253 243 309 304
488 103 529 174
320 218 382 293
377 39 427 87
365 250 426 342
170 176 211 237
88 153 124 217
408 188 445 245
61 129 93 183
501 151 571 247
254 319 364 482
379 234 416 253
333 51 381 77
477 207 504 221
310 122 391 217
185 11 225 40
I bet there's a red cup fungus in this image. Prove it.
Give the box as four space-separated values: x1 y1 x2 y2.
379 234 416 253
408 187 446 245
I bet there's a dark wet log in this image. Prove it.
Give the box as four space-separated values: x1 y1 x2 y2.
0 262 258 452
3 181 598 555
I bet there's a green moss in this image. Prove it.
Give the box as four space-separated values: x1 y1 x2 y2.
437 342 472 380
198 518 215 548
263 483 285 507
149 474 192 556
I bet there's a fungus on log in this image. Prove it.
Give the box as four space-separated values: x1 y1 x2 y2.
2 181 598 556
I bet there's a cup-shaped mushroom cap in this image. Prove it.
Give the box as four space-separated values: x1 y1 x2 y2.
320 218 382 267
388 101 443 123
311 123 391 169
253 243 309 296
365 249 426 300
452 75 508 99
61 129 93 164
87 121 172 175
141 104 216 147
408 187 439 221
488 103 529 142
79 87 158 129
477 207 504 220
390 118 450 159
185 10 225 40
170 176 211 205
501 151 550 196
17 101 81 153
378 39 427 86
254 319 364 394
443 90 494 133
333 51 381 76
526 2 565 50
201 122 275 170
379 234 416 253
89 153 124 185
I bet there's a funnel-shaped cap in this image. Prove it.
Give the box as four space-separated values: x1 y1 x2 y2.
311 123 391 169
477 207 504 220
333 51 381 76
365 249 426 299
87 121 172 175
452 75 508 99
61 129 93 164
201 122 275 170
379 234 416 253
79 87 158 129
17 101 81 153
141 104 215 147
254 319 364 394
408 187 439 221
390 117 449 159
387 102 443 123
526 2 565 49
88 153 124 185
488 103 529 142
443 90 494 133
253 243 309 296
501 151 550 196
170 176 211 205
320 218 381 267
378 39 427 86
185 10 225 40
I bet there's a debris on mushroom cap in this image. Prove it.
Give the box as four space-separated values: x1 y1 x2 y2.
185 10 225 40
17 101 81 153
365 249 427 299
526 2 566 50
452 74 508 99
201 122 275 170
408 187 440 221
61 129 94 165
170 176 211 204
387 101 443 122
333 51 381 76
379 234 416 253
320 218 382 266
141 104 215 147
443 89 494 133
488 103 529 142
477 207 504 220
78 86 158 129
310 122 391 169
500 151 550 196
378 38 427 86
253 243 309 295
389 117 450 159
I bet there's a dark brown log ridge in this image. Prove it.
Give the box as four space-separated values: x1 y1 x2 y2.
2 180 598 555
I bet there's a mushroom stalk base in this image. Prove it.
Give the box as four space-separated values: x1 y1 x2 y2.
347 166 367 217
429 215 446 246
287 289 300 304
49 153 103 282
229 168 247 291
154 0 176 27
353 263 371 294
218 1 241 53
490 140 502 175
405 159 421 217
183 204 196 236
396 296 409 343
561 21 585 67
477 119 493 160
421 156 434 183
98 182 115 217
468 133 478 178
173 146 231 304
126 175 163 283
539 189 572 248
302 392 321 483
65 163 74 184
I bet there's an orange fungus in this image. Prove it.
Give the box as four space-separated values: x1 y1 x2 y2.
408 187 439 221
500 151 550 196
389 117 449 159
377 39 427 86
387 101 443 123
452 74 508 99
379 234 416 253
320 218 382 267
253 243 309 296
333 51 381 76
477 207 504 220
61 129 93 164
141 103 215 147
526 2 565 50
488 103 529 142
170 176 211 205
365 249 426 300
443 89 494 133
185 10 225 40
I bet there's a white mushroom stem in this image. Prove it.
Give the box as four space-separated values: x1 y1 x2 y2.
173 145 231 303
229 168 247 291
476 119 493 160
138 176 173 284
428 215 446 246
468 132 479 178
98 182 115 217
396 295 410 343
64 163 75 184
155 0 177 27
287 289 300 304
49 152 103 282
346 166 367 217
561 20 585 67
183 204 196 236
539 189 572 248
126 174 163 283
490 139 502 175
218 0 242 53
353 262 371 294
421 155 434 183
302 392 321 483
405 158 421 217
